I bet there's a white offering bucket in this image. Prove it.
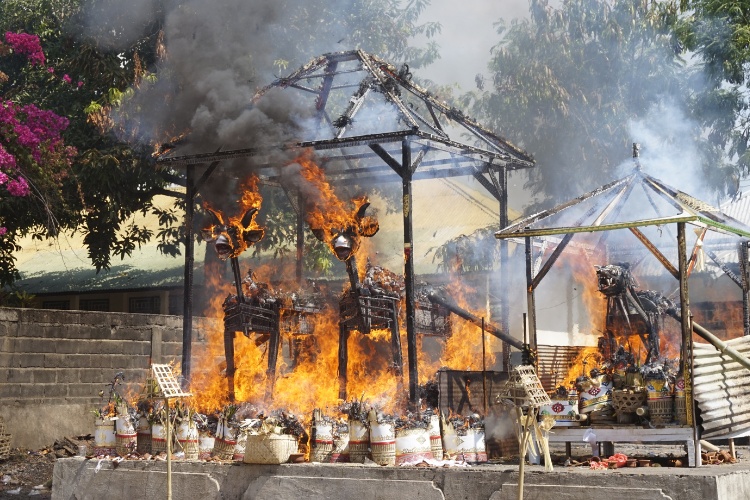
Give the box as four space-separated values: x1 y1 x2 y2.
150 422 168 454
395 427 432 465
176 420 199 460
348 419 370 463
310 420 334 463
429 415 443 460
212 419 237 460
331 431 350 463
198 431 215 460
579 375 614 415
115 414 137 456
369 421 396 466
474 429 488 463
441 420 460 459
540 397 580 426
94 417 116 456
455 429 477 463
136 416 151 454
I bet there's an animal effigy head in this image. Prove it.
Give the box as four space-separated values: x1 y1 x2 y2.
202 205 265 260
309 198 378 262
594 263 635 297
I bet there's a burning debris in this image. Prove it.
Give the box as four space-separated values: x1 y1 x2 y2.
595 263 676 363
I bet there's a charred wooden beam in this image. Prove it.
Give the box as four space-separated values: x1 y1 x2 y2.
315 60 338 113
402 139 419 404
338 325 349 400
629 227 679 279
530 233 574 291
706 249 743 287
525 236 538 357
498 215 698 239
427 293 523 350
499 175 634 236
181 165 195 384
741 241 750 336
224 330 236 402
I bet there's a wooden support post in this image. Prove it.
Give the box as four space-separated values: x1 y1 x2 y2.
390 307 403 375
525 237 538 358
182 165 195 384
402 139 418 404
266 325 280 399
296 192 305 285
224 330 236 402
338 324 349 400
740 241 750 336
499 166 511 372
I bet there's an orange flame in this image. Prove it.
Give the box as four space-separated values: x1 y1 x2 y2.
185 155 516 419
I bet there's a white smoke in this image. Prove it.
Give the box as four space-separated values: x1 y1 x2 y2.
627 100 706 199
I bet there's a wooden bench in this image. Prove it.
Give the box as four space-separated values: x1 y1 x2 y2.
546 426 700 467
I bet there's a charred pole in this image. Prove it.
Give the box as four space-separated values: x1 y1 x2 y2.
427 292 523 350
402 139 419 404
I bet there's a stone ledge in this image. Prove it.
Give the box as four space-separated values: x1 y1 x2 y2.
51 458 750 500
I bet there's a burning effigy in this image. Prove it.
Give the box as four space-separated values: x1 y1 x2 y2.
83 152 515 468
540 262 685 430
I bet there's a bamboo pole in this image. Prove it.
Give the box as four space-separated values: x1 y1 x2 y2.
165 397 172 500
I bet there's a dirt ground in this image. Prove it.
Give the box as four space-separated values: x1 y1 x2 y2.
0 448 55 499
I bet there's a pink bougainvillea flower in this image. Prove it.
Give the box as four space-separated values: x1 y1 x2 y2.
47 67 54 73
62 74 71 84
6 177 30 197
4 32 45 67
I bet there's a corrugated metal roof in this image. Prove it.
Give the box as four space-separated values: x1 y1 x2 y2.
694 337 750 439
720 191 750 226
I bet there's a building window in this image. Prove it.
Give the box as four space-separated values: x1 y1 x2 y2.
42 300 70 310
80 298 110 312
168 293 182 316
129 296 161 314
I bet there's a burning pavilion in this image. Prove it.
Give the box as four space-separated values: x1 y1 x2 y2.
155 50 535 404
495 144 750 464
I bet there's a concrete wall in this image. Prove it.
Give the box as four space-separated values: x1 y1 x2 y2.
0 307 209 449
51 459 750 500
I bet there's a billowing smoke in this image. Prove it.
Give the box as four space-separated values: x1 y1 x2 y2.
627 100 706 199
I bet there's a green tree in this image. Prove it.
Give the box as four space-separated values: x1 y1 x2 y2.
461 0 727 208
676 0 750 179
0 0 183 287
0 0 442 286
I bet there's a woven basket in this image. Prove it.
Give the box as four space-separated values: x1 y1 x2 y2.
213 438 236 460
674 397 688 425
243 434 298 464
613 389 647 413
0 434 11 460
647 397 674 425
178 440 199 460
0 416 5 435
137 433 152 455
371 441 396 466
115 434 137 456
